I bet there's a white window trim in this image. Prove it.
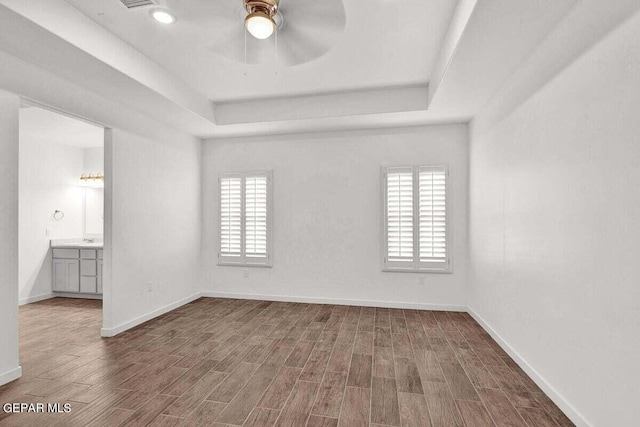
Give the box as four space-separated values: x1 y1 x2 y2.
381 165 452 274
218 170 273 268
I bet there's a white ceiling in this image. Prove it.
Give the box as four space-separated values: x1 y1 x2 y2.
2 0 623 139
19 106 104 148
63 0 458 101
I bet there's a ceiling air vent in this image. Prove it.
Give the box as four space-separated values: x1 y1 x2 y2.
119 0 158 9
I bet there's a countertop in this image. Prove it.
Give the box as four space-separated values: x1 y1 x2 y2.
50 239 103 249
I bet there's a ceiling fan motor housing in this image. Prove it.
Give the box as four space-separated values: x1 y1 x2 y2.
244 0 279 18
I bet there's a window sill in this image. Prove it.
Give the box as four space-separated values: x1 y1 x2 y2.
382 268 452 274
217 262 272 268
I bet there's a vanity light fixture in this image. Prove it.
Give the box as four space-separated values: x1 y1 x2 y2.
80 173 105 187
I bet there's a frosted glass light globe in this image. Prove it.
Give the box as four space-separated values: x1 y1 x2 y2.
245 12 275 39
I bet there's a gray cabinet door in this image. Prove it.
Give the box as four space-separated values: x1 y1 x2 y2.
53 259 67 292
53 259 80 292
66 259 80 292
80 276 97 293
97 260 103 294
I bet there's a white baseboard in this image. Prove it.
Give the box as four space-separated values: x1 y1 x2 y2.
0 366 22 386
52 292 103 300
100 292 202 337
467 308 591 427
201 291 466 312
19 292 54 305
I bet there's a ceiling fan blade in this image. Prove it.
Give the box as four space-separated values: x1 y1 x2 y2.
275 0 346 65
279 0 346 28
276 36 327 66
210 26 275 65
276 16 344 66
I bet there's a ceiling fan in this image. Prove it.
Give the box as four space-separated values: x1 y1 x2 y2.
209 0 346 66
243 0 280 40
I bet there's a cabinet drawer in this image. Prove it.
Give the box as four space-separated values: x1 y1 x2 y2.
52 249 80 259
80 276 97 293
81 259 97 276
97 249 103 260
81 249 97 259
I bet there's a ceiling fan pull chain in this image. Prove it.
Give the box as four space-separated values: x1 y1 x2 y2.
275 23 278 74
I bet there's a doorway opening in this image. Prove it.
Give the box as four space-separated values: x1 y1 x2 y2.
18 103 106 344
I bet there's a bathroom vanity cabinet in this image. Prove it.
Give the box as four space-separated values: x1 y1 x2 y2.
52 246 103 296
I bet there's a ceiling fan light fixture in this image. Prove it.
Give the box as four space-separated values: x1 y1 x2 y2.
245 11 275 39
244 0 279 39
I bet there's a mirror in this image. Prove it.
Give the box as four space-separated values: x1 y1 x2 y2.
85 187 104 236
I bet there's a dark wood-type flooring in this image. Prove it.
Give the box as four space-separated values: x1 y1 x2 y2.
0 297 574 426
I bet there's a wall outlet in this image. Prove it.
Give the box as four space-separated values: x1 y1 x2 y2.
45 228 52 237
243 269 249 278
419 276 426 285
147 281 153 292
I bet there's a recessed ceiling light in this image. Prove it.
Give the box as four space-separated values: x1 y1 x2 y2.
150 8 176 24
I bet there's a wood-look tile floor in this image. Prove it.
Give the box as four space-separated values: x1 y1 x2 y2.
0 297 574 427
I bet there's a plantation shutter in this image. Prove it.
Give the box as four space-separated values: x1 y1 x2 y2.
220 175 242 261
385 167 414 267
418 167 448 267
245 173 268 261
383 166 450 272
219 171 272 266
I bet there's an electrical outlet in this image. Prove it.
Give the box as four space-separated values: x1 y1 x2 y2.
147 282 153 292
419 276 426 285
45 228 52 237
243 269 249 278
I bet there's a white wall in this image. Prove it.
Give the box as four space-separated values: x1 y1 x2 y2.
83 146 104 173
469 10 640 427
101 128 202 335
203 125 468 308
18 125 86 303
0 91 21 385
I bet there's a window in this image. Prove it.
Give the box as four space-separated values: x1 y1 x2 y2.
219 171 272 266
383 166 450 272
